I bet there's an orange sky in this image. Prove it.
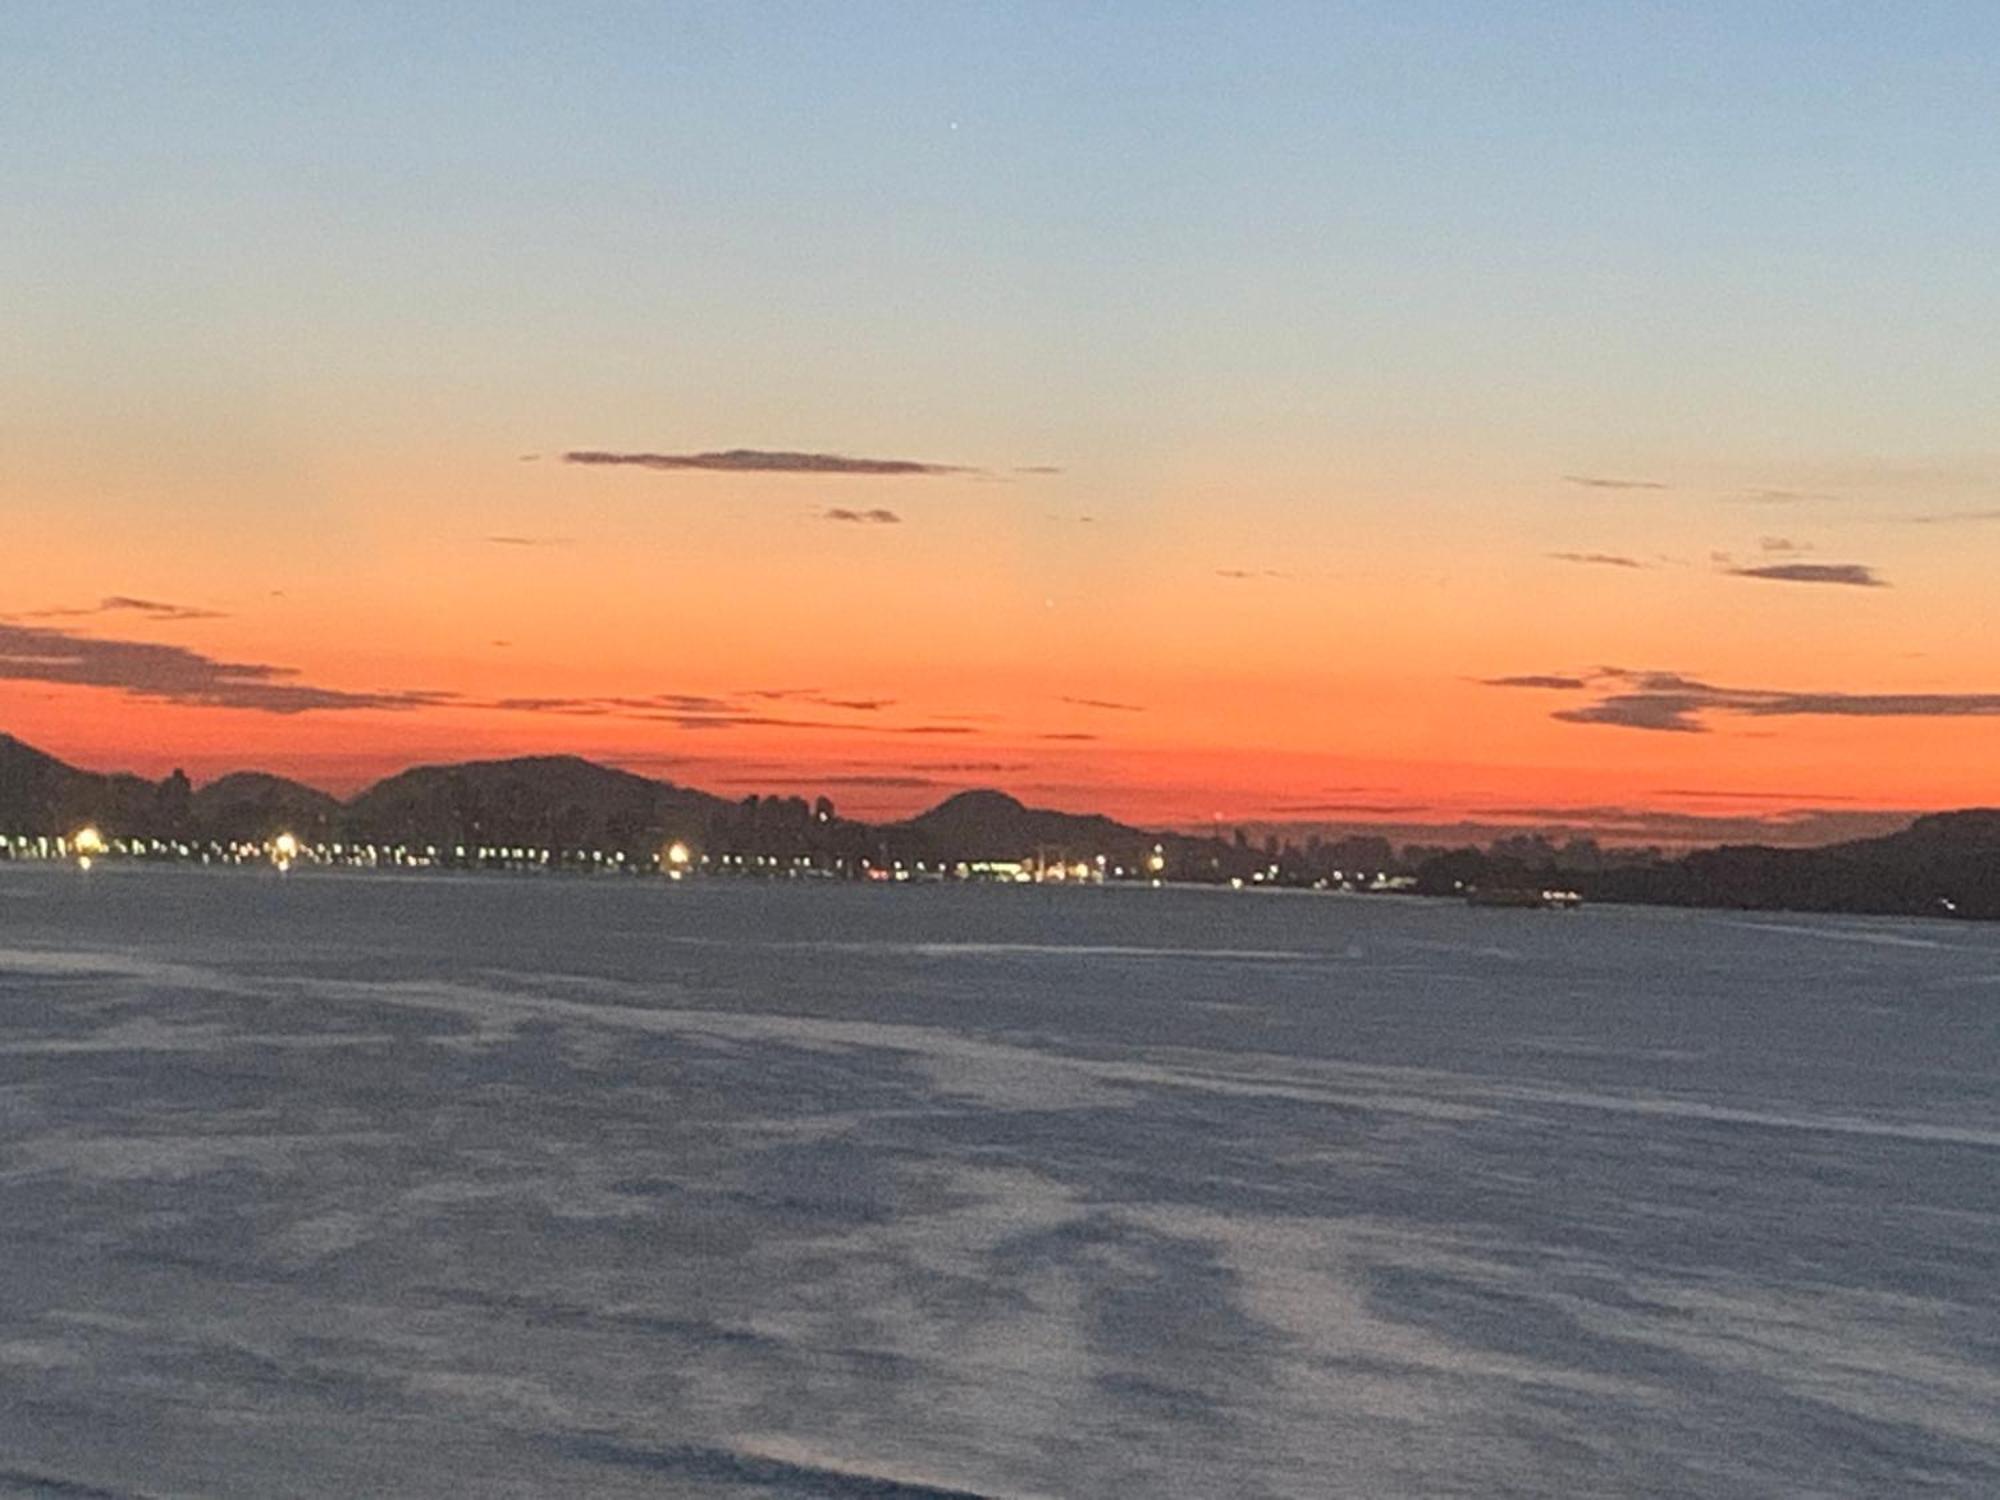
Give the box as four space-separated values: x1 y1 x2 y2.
7 444 2000 837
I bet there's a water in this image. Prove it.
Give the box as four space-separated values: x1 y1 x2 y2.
1 865 1997 1498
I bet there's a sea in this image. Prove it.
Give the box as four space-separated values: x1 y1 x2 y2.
1 863 1996 1498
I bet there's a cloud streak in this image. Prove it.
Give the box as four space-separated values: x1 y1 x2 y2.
1547 552 1646 569
487 688 976 737
565 449 971 476
0 622 447 714
822 507 902 524
1058 695 1145 713
1907 508 2000 525
1481 674 1591 690
20 596 228 622
1734 488 1842 505
747 689 895 712
1725 562 1887 588
1564 474 1668 491
1489 666 2000 734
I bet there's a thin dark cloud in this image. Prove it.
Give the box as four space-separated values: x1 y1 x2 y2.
485 534 575 548
1553 694 1711 733
803 774 947 789
1480 674 1591 690
1215 568 1291 580
492 692 756 721
1563 475 1669 491
492 697 614 717
1547 552 1646 569
1757 536 1808 554
1734 488 1841 505
1014 465 1064 475
1907 508 2000 525
0 622 448 714
747 689 894 712
1653 788 1862 803
1725 562 1887 588
1265 800 1434 816
1058 695 1145 713
21 596 228 622
822 507 903 525
1490 665 2000 734
565 449 971 477
1039 731 1099 742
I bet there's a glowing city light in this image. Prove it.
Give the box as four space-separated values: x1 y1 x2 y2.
273 832 299 865
73 826 105 857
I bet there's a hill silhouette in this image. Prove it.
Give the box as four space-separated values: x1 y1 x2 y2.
0 733 164 836
895 789 1158 862
191 772 343 843
344 754 726 852
1575 809 2000 920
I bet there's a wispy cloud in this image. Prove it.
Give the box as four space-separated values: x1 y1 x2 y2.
0 622 447 714
1058 695 1145 713
490 689 971 736
1547 552 1646 569
798 773 948 789
491 692 740 718
1039 731 1099 741
1215 568 1291 580
1563 474 1668 491
20 596 228 622
1480 674 1591 690
485 534 575 548
1264 800 1434 815
1734 488 1842 505
1725 562 1886 588
747 689 894 712
1653 787 1862 803
1014 465 1064 475
565 449 971 476
1757 536 1808 554
822 507 902 525
1489 666 2000 734
1906 508 2000 525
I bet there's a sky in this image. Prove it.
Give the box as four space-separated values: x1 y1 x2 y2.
5 2 2000 840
